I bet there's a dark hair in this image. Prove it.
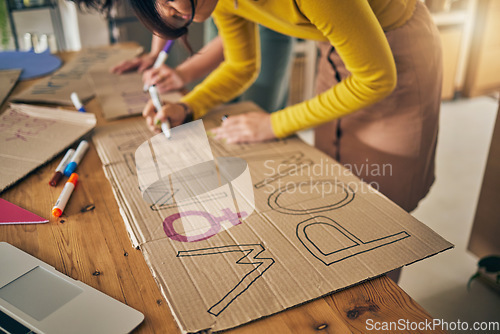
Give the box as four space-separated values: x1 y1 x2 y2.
70 0 112 13
71 0 195 43
129 0 195 40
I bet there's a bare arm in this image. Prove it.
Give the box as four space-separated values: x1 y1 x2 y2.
142 36 225 92
177 36 224 83
142 37 225 131
149 34 167 56
111 35 168 74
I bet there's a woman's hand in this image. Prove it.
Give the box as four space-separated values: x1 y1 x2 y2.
110 53 157 74
142 65 186 93
142 101 191 133
211 111 276 144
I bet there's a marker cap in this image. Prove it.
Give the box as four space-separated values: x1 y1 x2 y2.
68 173 78 185
49 172 63 187
63 141 89 176
64 162 77 176
52 208 62 217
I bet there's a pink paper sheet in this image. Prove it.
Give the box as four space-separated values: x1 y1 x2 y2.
0 198 48 224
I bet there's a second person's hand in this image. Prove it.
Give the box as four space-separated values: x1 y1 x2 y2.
142 65 186 93
110 53 157 74
211 112 276 144
142 100 192 133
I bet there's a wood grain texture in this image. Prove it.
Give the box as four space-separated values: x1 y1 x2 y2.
0 46 446 334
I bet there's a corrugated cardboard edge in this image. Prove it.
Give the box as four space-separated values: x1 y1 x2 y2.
92 122 150 247
141 246 199 334
0 69 21 106
101 164 141 249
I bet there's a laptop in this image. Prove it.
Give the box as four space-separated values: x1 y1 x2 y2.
0 242 144 334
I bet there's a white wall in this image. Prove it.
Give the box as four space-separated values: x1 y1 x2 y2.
75 4 108 48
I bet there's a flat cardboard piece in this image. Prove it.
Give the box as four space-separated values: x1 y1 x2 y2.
87 70 183 120
93 102 453 333
0 69 21 106
0 104 96 193
11 45 142 106
468 100 500 257
0 198 48 224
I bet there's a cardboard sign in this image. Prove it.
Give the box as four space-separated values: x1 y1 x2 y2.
87 70 183 120
0 69 21 106
93 102 453 333
0 104 96 193
11 46 142 106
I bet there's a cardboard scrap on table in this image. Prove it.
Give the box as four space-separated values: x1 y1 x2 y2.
0 104 96 193
92 102 453 333
11 45 142 106
87 70 183 120
0 69 22 107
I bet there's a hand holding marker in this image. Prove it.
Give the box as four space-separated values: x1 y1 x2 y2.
149 85 171 139
143 40 175 92
52 173 78 217
49 148 75 186
70 92 86 112
64 140 89 176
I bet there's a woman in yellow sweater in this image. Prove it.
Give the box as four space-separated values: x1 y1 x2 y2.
78 0 442 214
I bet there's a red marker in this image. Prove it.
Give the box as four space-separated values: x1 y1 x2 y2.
52 173 78 217
49 148 74 186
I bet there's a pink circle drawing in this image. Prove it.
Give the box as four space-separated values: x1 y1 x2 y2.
163 209 247 242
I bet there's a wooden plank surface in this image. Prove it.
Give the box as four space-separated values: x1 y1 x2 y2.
0 47 446 334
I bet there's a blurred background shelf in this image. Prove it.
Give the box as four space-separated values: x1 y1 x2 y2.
426 0 500 100
5 0 65 50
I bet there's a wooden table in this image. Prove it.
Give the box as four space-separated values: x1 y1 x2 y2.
0 50 446 334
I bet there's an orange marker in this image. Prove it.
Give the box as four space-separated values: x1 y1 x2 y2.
52 173 78 217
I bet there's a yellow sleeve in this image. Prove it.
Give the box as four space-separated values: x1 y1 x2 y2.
180 9 260 120
271 0 397 138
